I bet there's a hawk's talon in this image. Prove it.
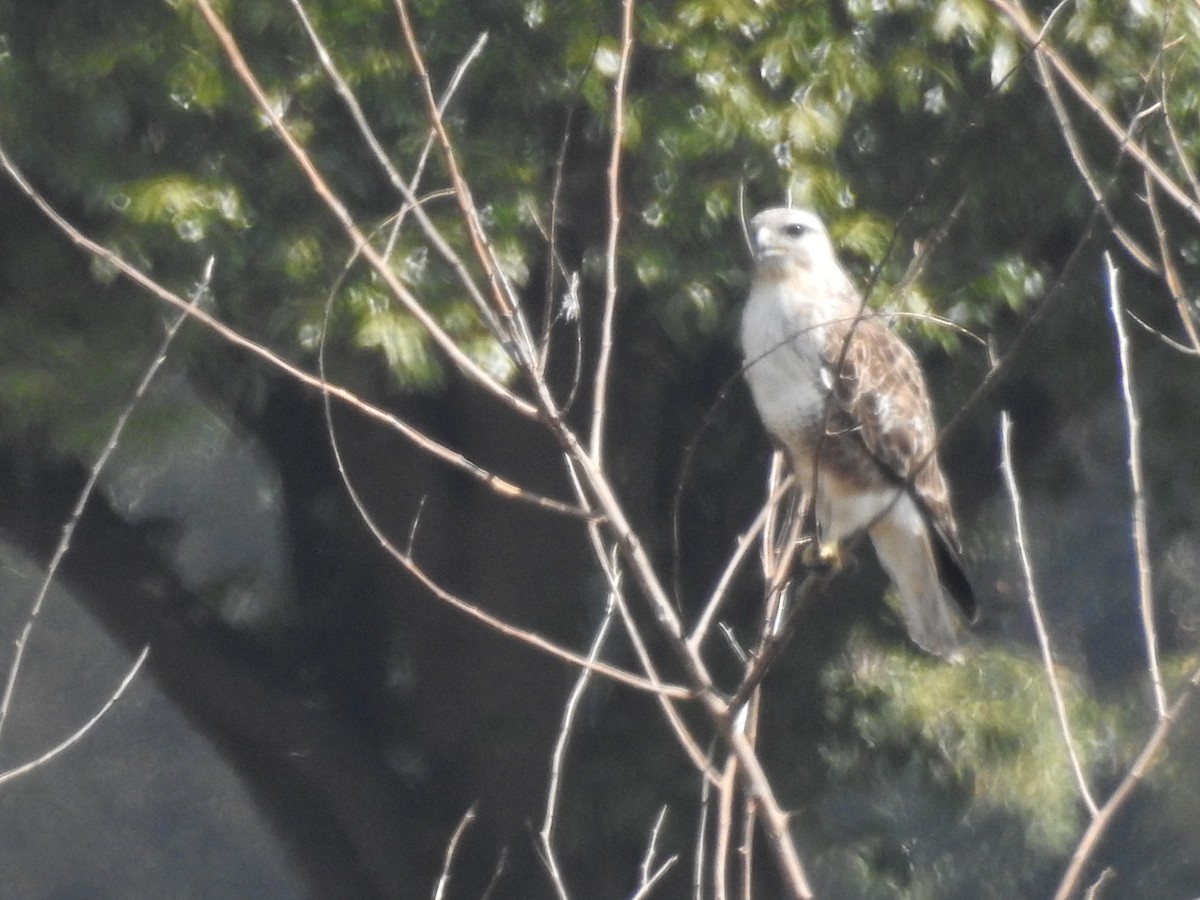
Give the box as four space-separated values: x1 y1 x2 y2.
801 540 845 573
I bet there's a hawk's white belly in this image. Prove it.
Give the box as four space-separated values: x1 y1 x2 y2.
740 277 908 542
740 279 828 441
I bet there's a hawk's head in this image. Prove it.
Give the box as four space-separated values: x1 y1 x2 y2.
750 208 838 277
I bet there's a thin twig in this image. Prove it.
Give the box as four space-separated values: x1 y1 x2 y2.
737 690 761 900
538 412 814 896
989 0 1200 224
724 576 820 719
1032 52 1159 273
1053 665 1200 900
1143 171 1200 353
600 539 722 782
563 459 723 784
392 0 536 366
999 411 1098 815
630 854 678 900
538 590 618 900
432 802 478 900
1084 868 1116 900
1157 38 1200 202
637 806 672 890
0 257 207 751
589 0 637 463
195 0 536 415
314 374 689 697
713 755 737 900
1105 254 1167 717
693 763 713 900
759 453 807 608
892 193 970 294
314 276 687 698
290 0 493 285
479 847 509 900
0 646 150 786
0 142 586 521
527 204 586 411
688 474 793 653
287 0 488 242
1126 309 1200 358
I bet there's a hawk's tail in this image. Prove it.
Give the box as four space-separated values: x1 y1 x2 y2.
869 512 970 661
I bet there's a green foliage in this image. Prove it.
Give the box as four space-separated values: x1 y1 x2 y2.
837 645 1109 851
113 174 251 243
8 0 1189 422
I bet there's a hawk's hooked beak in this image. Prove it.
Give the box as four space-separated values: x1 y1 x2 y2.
754 227 783 260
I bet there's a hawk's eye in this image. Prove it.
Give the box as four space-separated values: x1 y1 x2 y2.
783 223 808 238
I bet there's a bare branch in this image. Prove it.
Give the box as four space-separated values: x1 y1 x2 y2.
287 0 486 225
999 411 1098 815
713 756 738 900
1031 51 1159 273
693 767 714 900
1053 665 1200 900
391 0 537 366
194 0 537 416
527 202 586 411
567 478 720 784
538 590 617 900
737 692 762 900
187 6 816 891
1105 254 1167 717
1143 171 1200 353
432 802 477 900
0 646 150 787
287 0 499 319
590 0 637 462
893 192 969 295
544 419 815 894
0 142 587 522
479 847 508 900
1157 41 1200 202
317 387 690 697
634 805 675 896
1126 309 1200 358
688 474 792 654
0 258 206 750
989 0 1200 225
1084 868 1116 900
628 858 677 900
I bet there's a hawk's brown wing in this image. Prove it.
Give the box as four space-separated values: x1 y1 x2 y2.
821 312 976 620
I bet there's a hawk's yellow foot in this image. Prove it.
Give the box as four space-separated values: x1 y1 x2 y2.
801 539 845 573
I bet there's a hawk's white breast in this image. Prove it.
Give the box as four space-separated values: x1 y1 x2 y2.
740 275 829 442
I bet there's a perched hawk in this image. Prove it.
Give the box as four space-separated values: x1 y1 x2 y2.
740 207 976 659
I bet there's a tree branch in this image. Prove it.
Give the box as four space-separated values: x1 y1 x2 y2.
195 0 537 416
392 0 536 367
0 141 587 521
989 0 1200 224
590 0 637 462
1105 254 1167 717
432 802 477 900
0 258 207 752
1053 666 1200 900
0 646 150 787
998 411 1098 815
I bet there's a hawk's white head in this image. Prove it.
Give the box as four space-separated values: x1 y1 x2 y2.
750 207 839 277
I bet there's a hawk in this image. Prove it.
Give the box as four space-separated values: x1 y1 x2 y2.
740 207 976 659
